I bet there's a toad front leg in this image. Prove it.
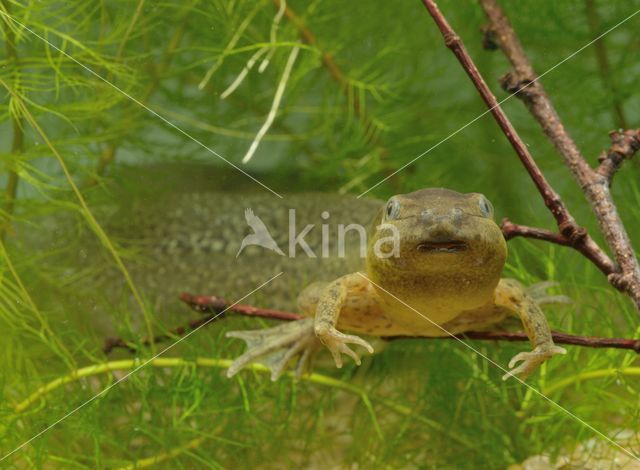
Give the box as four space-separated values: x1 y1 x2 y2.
225 273 375 379
314 274 374 368
496 279 567 381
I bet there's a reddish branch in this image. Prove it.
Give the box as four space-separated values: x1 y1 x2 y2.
399 331 640 353
104 2 640 356
103 292 640 354
501 219 573 248
421 0 640 308
475 0 640 307
420 0 577 231
500 218 616 276
178 292 302 322
103 293 302 353
499 131 640 276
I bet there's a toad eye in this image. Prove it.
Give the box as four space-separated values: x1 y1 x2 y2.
478 197 493 218
385 198 401 220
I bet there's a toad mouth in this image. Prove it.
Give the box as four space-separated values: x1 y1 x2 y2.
416 240 468 253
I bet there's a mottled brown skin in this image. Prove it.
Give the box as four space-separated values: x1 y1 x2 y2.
227 188 566 381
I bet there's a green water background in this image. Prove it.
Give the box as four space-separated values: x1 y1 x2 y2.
1 1 639 467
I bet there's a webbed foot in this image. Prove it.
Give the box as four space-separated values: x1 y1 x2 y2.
226 319 320 380
314 325 374 368
502 344 567 381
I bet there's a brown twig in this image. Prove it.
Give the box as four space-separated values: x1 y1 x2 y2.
421 0 576 229
421 0 612 284
477 0 640 308
103 293 303 354
420 0 640 307
178 292 303 322
103 293 640 354
596 129 640 182
421 0 612 271
393 330 640 353
501 218 572 247
500 218 616 276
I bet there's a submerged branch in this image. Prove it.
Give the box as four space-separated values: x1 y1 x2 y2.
419 0 640 308
501 218 616 276
420 0 578 231
103 293 302 354
397 330 640 353
596 129 640 182
477 0 640 309
103 292 640 354
179 292 303 321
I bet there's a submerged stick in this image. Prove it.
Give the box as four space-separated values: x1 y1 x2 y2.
476 0 640 308
103 292 640 354
419 0 625 292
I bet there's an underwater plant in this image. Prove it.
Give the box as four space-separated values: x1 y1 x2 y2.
1 0 639 467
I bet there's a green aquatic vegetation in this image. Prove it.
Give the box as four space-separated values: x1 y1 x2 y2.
1 0 640 467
